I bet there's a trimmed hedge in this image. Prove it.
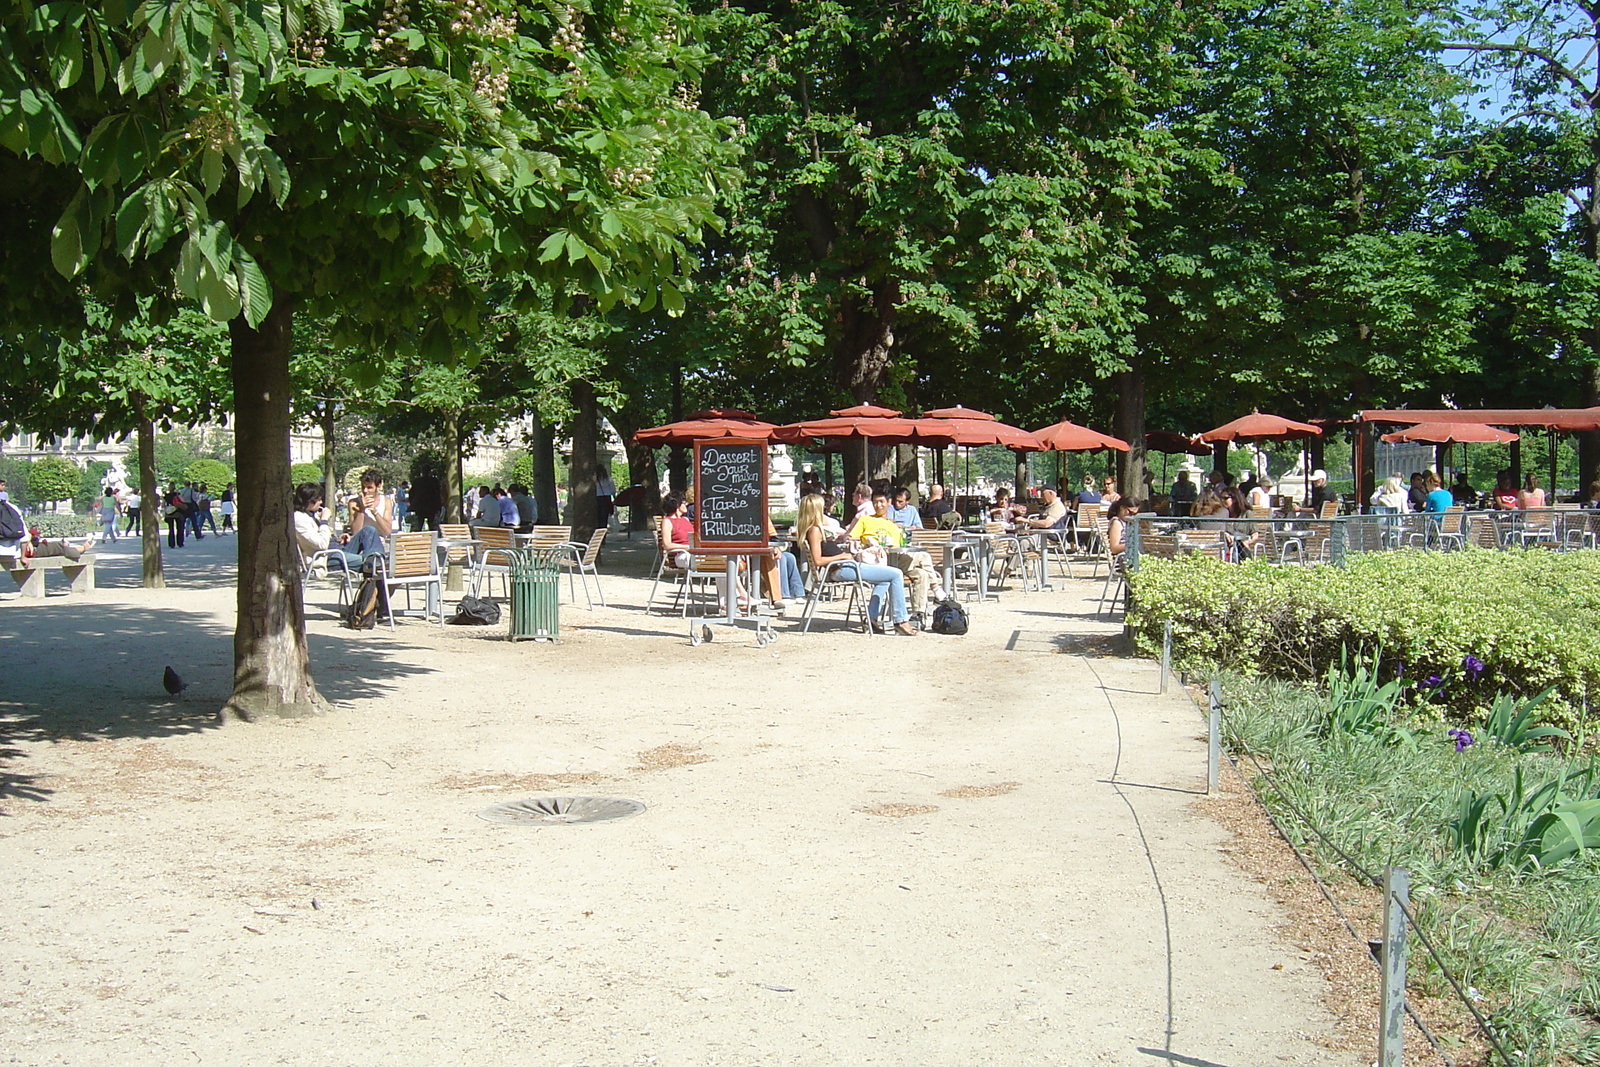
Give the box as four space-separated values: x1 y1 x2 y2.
1127 549 1600 730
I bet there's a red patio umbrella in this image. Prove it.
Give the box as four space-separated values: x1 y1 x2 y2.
1200 410 1322 443
1032 419 1129 453
1145 430 1210 455
774 404 957 446
1380 422 1519 445
922 406 1044 450
633 408 780 447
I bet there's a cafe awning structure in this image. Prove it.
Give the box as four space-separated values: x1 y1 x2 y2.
1359 408 1600 431
1380 422 1519 445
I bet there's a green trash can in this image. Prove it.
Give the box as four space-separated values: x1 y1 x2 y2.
508 548 561 641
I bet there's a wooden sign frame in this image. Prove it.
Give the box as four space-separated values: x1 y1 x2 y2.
692 438 769 550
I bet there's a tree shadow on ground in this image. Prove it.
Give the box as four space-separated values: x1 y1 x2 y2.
0 601 438 806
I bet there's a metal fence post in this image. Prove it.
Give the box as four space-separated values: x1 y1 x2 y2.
1160 619 1172 694
1126 515 1142 573
1379 866 1409 1067
1207 680 1220 795
1331 516 1347 567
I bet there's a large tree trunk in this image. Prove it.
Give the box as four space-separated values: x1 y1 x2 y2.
136 412 164 589
834 282 898 490
442 410 463 523
220 297 323 723
530 412 559 524
607 403 661 533
1112 360 1148 506
568 379 599 542
895 444 919 503
667 362 688 492
1581 366 1600 496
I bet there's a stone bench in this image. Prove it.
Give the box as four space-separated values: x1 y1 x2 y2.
4 552 96 598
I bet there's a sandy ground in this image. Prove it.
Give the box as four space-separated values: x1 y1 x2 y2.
0 530 1366 1066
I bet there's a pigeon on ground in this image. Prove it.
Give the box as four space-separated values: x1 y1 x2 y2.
162 665 189 697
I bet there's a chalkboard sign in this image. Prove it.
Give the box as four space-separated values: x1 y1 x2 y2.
694 439 768 549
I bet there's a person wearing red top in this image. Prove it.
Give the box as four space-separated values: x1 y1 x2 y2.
1492 472 1520 510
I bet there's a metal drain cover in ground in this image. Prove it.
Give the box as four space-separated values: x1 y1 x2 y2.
477 796 646 826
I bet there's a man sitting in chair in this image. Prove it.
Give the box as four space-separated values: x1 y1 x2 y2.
294 484 385 570
849 489 947 621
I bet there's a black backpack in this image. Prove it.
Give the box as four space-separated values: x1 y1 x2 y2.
930 599 969 636
0 502 22 542
449 595 501 625
345 577 385 629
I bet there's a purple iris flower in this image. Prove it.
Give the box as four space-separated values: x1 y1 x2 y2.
1424 673 1444 690
1396 662 1405 680
1448 728 1474 752
1461 654 1484 680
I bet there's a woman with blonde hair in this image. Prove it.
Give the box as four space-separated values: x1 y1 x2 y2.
796 493 915 635
1370 475 1407 513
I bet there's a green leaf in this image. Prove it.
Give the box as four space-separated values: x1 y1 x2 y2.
660 281 684 316
200 147 225 197
50 184 92 278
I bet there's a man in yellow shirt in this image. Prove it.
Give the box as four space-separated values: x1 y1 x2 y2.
849 490 944 620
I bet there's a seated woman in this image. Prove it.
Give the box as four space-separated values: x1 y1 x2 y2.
987 487 1025 522
1423 471 1454 514
293 483 385 569
1369 475 1407 514
1492 472 1519 510
1105 498 1137 560
659 491 748 610
796 493 915 635
1518 472 1546 509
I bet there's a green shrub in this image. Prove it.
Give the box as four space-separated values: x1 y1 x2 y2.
27 455 83 508
28 514 96 538
1128 550 1600 731
289 462 324 486
184 459 233 496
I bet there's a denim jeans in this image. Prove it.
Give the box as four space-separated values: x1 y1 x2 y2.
777 551 804 599
832 562 908 625
334 525 386 568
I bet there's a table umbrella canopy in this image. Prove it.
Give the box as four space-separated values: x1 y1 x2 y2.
920 406 1044 450
1381 422 1519 445
1145 430 1210 455
1032 419 1129 452
1200 410 1322 443
633 409 779 447
775 404 957 446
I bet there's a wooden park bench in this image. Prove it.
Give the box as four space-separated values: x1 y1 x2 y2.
4 549 96 597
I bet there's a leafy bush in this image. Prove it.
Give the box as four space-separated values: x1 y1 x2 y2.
27 455 83 508
184 459 233 496
289 462 324 487
28 514 96 537
1128 550 1600 731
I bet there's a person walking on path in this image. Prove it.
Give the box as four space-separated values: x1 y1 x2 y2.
122 488 141 535
199 487 219 534
98 489 119 542
164 484 187 548
219 484 235 533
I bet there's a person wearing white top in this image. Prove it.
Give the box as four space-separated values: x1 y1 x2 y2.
1247 474 1275 511
1370 475 1408 513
